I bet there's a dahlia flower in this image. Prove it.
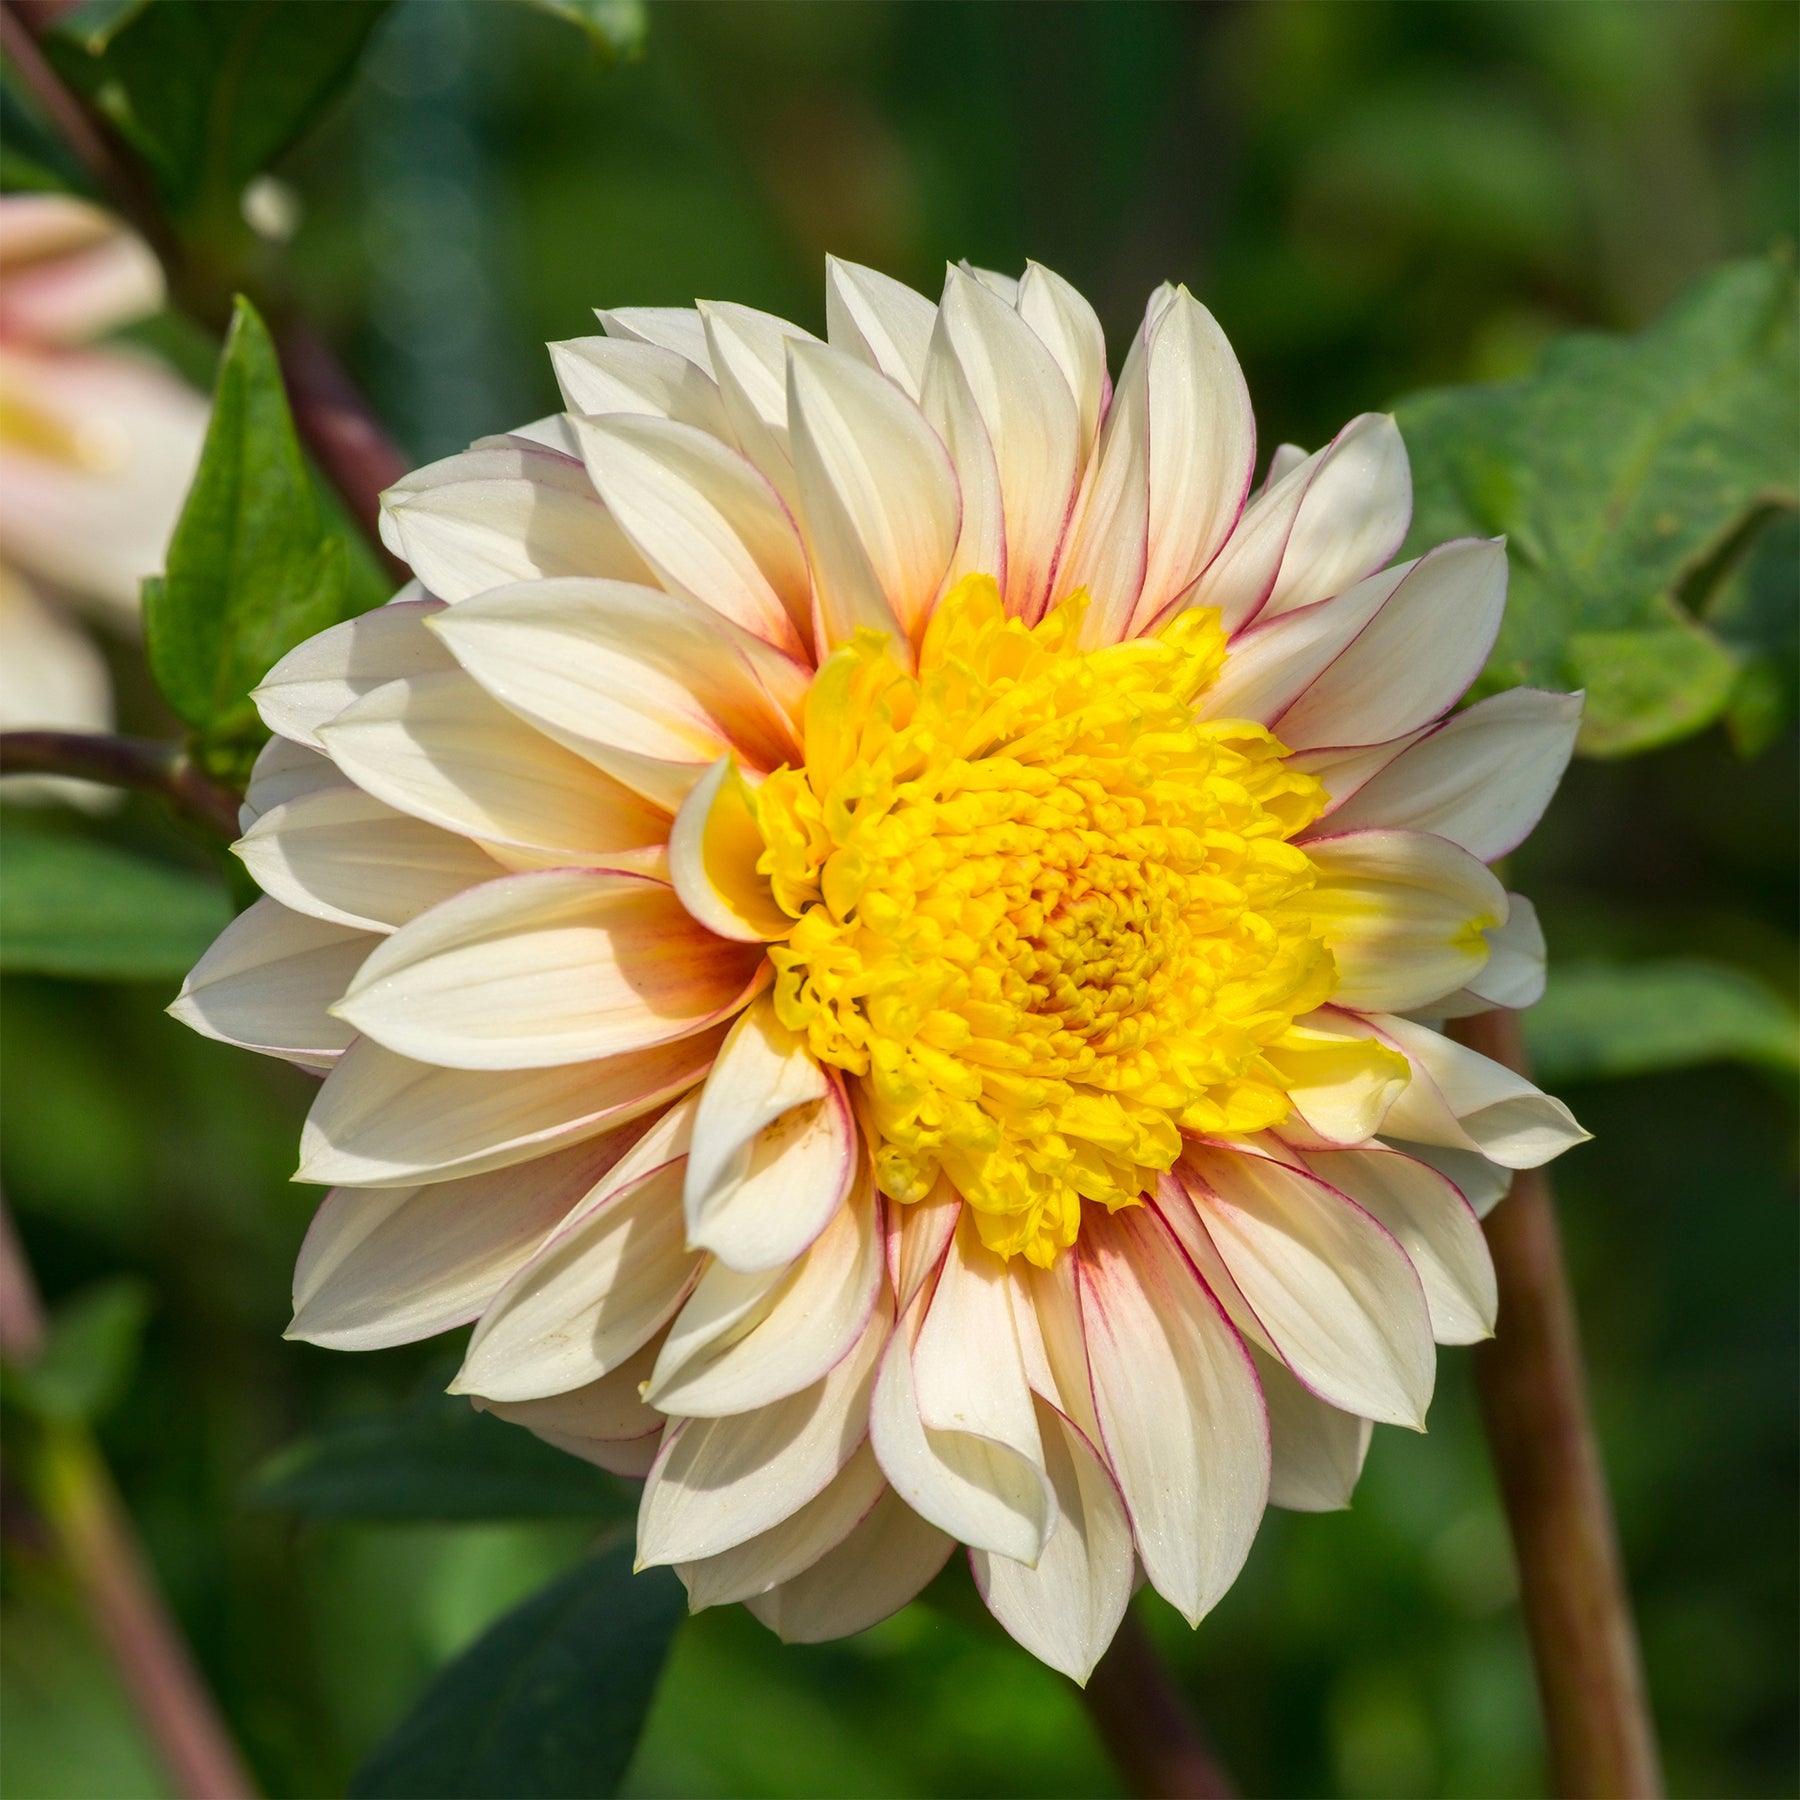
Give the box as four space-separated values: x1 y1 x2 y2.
0 196 208 801
172 259 1587 1680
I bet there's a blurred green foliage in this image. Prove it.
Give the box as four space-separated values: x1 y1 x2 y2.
2 2 1795 1797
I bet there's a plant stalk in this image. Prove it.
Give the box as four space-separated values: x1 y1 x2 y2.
0 1196 260 1799
1080 1605 1237 1800
0 730 243 838
1453 1008 1664 1800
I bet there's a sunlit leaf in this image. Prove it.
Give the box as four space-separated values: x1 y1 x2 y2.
1398 256 1800 758
518 0 647 59
2 1279 153 1425
350 1540 683 1799
143 295 355 777
1525 957 1800 1084
0 825 230 981
250 1390 634 1522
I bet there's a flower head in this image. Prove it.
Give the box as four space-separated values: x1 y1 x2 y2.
173 259 1588 1679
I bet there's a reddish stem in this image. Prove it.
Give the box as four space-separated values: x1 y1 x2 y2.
1454 1009 1664 1800
0 730 243 839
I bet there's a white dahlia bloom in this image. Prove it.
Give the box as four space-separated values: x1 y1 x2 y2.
172 260 1588 1680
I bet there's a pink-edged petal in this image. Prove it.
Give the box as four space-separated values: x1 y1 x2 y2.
745 1483 954 1643
1077 1201 1268 1626
1302 1144 1496 1345
296 1029 717 1189
824 257 936 400
1369 1012 1590 1170
378 442 652 600
668 755 789 943
288 1135 632 1351
698 301 819 505
884 1178 961 1315
787 339 959 651
335 869 766 1070
1251 1345 1372 1513
1260 1011 1413 1145
637 1296 890 1565
571 412 810 655
1317 688 1582 862
427 576 805 812
1016 261 1109 465
167 898 370 1068
919 324 1006 598
1383 1139 1512 1220
548 335 732 437
478 1336 665 1470
972 1402 1133 1684
1176 1144 1436 1430
252 600 454 752
648 1170 880 1417
1272 539 1508 751
1299 828 1510 1014
453 1100 701 1400
318 666 667 860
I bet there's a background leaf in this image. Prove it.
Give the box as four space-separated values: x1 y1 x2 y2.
1525 957 1800 1084
1397 256 1800 757
350 1539 684 1800
517 0 647 60
251 1390 634 1523
45 0 390 222
143 295 357 776
0 824 231 981
2 1279 153 1426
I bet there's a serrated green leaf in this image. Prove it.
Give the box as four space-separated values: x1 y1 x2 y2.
2 1279 153 1425
1397 256 1800 757
0 823 231 980
351 1540 683 1800
518 0 647 59
144 295 356 773
1525 958 1800 1085
45 0 390 222
250 1391 634 1522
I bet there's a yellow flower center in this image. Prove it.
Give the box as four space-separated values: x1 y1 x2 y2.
755 574 1338 1267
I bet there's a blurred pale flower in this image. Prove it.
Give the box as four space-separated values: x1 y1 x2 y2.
0 195 208 799
172 259 1588 1679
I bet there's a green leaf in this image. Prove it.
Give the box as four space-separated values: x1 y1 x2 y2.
1707 510 1800 758
46 0 390 222
1525 957 1800 1085
3 1279 153 1425
144 295 356 776
1397 256 1800 757
250 1391 634 1522
517 0 647 59
351 1541 684 1800
0 824 231 981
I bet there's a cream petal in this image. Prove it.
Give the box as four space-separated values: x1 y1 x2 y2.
548 335 732 437
296 1029 717 1188
668 755 789 943
453 1100 701 1400
919 325 1007 597
1300 828 1510 1014
698 301 819 505
1016 261 1109 466
570 413 810 654
787 339 959 650
1178 1144 1436 1430
288 1135 631 1350
252 600 455 752
427 577 805 810
240 733 347 828
1077 1202 1267 1627
1370 1013 1590 1170
1383 1138 1512 1220
335 869 766 1071
972 1403 1133 1684
744 1483 954 1643
637 1297 889 1565
961 262 1020 304
1260 1011 1413 1145
1273 539 1508 751
167 898 370 1067
649 1172 880 1417
1251 1345 1372 1513
379 442 653 600
1262 442 1310 491
1464 895 1546 1010
933 267 1080 622
679 1440 888 1611
479 1336 664 1454
319 667 668 859
1318 689 1580 862
1290 729 1432 816
1020 1253 1103 1445
1130 288 1256 630
884 1177 961 1314
824 257 936 400
235 786 502 933
1302 1145 1497 1345
599 306 716 372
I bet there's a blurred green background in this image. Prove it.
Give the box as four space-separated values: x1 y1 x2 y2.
3 2 1795 1796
